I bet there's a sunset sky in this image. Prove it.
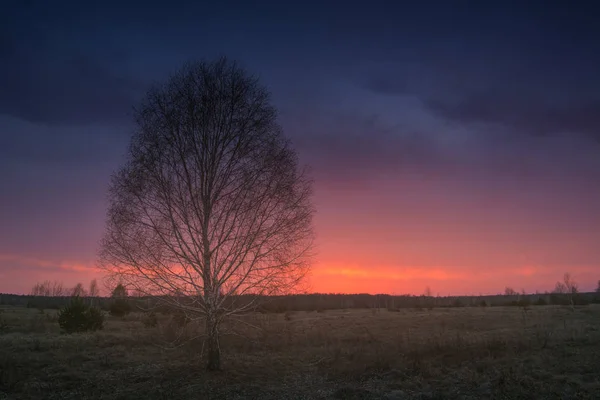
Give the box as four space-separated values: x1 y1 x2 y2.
1 1 600 295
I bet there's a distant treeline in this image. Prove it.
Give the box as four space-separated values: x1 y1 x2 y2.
1 292 600 313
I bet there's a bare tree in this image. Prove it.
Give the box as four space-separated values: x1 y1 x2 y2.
553 282 567 294
99 58 314 370
596 280 600 293
111 283 128 298
562 273 578 293
71 283 87 297
89 279 100 297
504 287 518 296
553 273 578 310
31 281 49 296
562 273 578 310
51 281 65 296
31 280 65 296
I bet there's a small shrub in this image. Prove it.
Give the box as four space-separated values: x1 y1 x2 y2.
479 300 488 307
0 317 8 333
57 297 104 333
284 311 294 321
142 311 158 328
109 299 131 317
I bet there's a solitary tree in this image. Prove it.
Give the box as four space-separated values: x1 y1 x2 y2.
31 280 65 296
99 58 314 370
109 283 131 317
89 279 100 297
553 282 567 294
71 283 87 297
596 280 600 293
553 273 578 309
111 283 128 298
562 273 578 294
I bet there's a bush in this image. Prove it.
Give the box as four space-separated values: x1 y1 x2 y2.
109 299 131 317
57 297 104 333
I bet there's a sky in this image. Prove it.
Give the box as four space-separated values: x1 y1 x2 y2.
1 0 600 296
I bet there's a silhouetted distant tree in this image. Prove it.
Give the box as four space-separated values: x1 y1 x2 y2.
99 57 314 371
109 283 130 316
553 273 578 309
553 282 567 294
504 287 518 296
71 283 87 297
111 283 127 298
89 279 100 297
596 280 600 293
31 280 65 296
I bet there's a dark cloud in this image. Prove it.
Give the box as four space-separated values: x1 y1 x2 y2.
356 0 600 141
281 109 453 182
428 94 600 139
0 27 147 126
361 52 600 140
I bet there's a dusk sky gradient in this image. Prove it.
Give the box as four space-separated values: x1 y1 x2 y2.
2 0 600 295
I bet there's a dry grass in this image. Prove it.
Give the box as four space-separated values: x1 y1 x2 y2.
1 305 600 399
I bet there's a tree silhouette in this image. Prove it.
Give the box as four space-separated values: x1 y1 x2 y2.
71 282 87 297
99 57 314 371
31 280 65 296
89 279 100 297
111 283 128 298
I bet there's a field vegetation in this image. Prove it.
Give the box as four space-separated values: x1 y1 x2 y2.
1 297 600 399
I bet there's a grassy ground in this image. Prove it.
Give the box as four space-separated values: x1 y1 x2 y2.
1 304 599 399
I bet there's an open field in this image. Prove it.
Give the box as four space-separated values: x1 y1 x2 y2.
1 304 600 399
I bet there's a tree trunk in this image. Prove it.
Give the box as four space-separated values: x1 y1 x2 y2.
205 311 221 371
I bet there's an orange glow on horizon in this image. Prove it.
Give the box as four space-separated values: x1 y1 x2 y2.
307 262 600 296
1 251 599 296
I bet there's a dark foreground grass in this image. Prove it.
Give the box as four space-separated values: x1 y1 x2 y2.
1 305 600 399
